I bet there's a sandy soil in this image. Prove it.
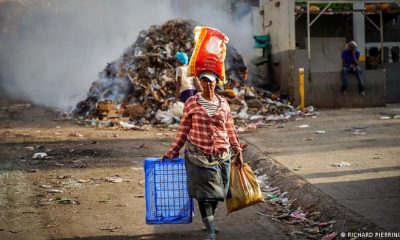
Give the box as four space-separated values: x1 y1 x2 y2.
0 98 293 240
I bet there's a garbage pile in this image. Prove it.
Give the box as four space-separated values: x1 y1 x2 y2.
73 19 316 129
255 170 337 240
73 19 247 126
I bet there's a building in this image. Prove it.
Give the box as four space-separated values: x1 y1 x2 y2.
258 0 400 108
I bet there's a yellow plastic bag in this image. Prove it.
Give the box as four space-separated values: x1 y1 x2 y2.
226 163 265 214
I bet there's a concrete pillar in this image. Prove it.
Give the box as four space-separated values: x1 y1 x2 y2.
263 0 295 54
353 3 366 61
261 0 296 94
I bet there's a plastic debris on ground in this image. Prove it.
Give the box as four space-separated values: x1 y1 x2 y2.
314 130 326 134
297 124 310 128
32 152 47 159
253 166 337 239
104 175 131 183
46 189 64 193
378 116 391 120
333 162 351 167
353 130 366 135
55 197 80 205
170 102 184 117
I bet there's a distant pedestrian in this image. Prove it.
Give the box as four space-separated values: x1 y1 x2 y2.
163 70 243 240
175 52 202 102
341 41 365 96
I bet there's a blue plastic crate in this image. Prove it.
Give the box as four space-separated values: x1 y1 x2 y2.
144 157 194 224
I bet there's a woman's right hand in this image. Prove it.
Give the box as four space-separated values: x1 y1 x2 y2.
162 152 178 161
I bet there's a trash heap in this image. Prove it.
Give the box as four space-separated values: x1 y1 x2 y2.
73 19 316 129
254 170 337 240
73 19 247 126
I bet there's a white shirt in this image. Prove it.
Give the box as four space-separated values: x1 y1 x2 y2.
176 66 195 93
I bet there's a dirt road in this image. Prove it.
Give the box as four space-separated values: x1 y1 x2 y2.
0 100 290 240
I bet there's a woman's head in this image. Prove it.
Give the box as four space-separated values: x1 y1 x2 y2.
199 71 218 96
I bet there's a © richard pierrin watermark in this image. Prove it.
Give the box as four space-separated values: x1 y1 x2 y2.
340 232 400 238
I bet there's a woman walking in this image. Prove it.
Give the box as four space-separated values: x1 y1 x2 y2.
163 70 243 240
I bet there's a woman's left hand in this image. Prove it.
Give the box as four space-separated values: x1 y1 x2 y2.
235 150 244 167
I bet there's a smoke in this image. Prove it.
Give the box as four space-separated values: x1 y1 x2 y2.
0 0 255 109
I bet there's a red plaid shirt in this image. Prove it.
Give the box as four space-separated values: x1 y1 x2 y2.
165 93 241 157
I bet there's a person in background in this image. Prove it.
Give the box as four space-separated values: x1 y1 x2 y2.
341 41 366 96
163 71 243 240
175 52 202 102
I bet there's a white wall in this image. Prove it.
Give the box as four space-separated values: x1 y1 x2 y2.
262 0 295 54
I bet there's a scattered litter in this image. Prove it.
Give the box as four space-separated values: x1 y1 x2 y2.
170 102 184 117
69 133 84 138
249 115 264 121
353 130 366 135
256 174 268 182
25 146 35 151
293 166 301 171
314 130 326 134
394 115 400 119
77 179 90 183
119 121 139 130
55 197 79 205
280 197 289 204
321 232 337 240
297 124 310 128
32 152 47 159
253 166 337 237
236 126 245 132
333 162 350 167
155 110 174 125
302 137 313 141
378 116 391 120
290 212 306 219
40 184 52 189
47 189 64 193
266 193 278 200
105 176 130 183
303 227 320 234
100 224 121 232
52 162 65 167
238 105 249 119
57 175 71 179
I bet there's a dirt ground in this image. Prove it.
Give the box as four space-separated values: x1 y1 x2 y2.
0 97 295 240
3 94 395 240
